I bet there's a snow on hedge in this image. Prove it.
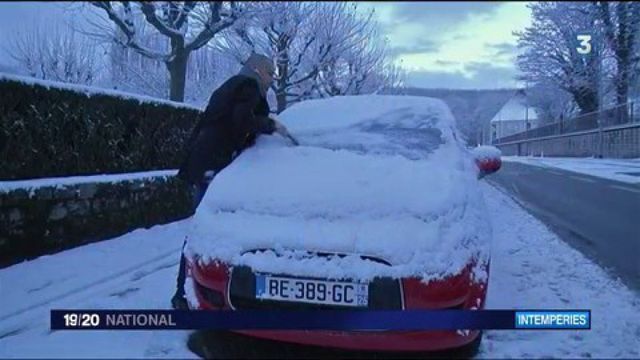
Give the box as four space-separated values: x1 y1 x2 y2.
186 95 490 282
0 170 178 194
0 72 201 111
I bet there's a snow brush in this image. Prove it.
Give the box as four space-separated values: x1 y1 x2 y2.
272 117 300 146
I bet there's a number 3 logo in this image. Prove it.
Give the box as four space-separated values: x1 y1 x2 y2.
576 35 592 55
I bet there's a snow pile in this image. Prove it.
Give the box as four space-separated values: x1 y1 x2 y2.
0 72 201 111
186 95 490 282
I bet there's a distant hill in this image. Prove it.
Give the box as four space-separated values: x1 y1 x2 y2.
383 87 518 145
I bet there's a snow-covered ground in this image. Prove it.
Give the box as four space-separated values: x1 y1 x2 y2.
503 156 640 184
479 184 639 358
0 221 195 359
0 183 638 358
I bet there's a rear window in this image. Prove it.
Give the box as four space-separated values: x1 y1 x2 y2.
359 123 444 160
304 108 446 160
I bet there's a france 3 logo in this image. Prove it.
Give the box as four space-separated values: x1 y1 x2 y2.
576 34 592 55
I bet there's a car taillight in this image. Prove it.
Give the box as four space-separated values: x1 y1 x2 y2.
476 157 502 173
194 279 226 307
402 269 470 309
472 145 502 178
191 259 230 297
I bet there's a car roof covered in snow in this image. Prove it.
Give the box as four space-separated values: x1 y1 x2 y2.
186 95 489 282
281 95 455 132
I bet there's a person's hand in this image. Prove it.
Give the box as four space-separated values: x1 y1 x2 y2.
272 117 300 146
273 119 289 135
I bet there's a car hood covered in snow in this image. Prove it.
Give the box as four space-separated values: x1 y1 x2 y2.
186 95 491 282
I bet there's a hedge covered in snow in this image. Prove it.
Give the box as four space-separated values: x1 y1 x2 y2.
0 74 202 180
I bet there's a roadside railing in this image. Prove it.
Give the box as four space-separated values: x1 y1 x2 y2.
493 101 639 144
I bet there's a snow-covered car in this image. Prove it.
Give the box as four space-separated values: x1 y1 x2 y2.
182 95 501 353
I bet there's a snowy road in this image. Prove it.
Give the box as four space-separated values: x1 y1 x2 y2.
490 160 640 291
0 184 638 358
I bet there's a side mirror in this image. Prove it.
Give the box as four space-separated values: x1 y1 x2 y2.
472 146 502 179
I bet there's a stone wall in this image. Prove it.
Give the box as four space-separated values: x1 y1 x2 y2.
496 124 640 158
0 174 192 267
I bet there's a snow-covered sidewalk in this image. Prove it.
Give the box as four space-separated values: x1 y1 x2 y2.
480 184 639 358
502 156 640 184
0 219 195 358
0 184 638 358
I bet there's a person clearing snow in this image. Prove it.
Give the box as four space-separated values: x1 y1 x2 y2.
171 53 298 310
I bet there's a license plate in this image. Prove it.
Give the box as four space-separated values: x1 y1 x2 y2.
255 275 369 307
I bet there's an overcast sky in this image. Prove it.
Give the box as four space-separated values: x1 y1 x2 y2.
0 1 531 89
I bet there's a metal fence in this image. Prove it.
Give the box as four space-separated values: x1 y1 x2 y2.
493 101 639 144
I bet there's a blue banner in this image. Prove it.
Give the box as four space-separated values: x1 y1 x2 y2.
50 309 591 330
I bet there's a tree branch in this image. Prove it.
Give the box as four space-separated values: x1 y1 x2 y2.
90 1 169 61
139 2 183 40
185 2 237 52
176 1 197 29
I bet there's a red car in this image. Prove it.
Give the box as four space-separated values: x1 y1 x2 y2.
183 95 501 354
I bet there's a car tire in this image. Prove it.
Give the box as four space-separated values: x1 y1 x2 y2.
187 330 301 359
448 331 483 359
385 331 483 359
187 331 252 359
187 330 484 359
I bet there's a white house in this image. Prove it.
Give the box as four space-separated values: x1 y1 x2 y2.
490 89 538 142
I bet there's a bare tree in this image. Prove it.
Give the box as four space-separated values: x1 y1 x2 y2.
221 2 396 113
314 6 380 96
634 32 640 99
6 22 99 85
220 2 332 112
593 1 640 106
86 1 244 101
527 82 578 125
108 19 168 98
185 45 220 104
516 2 605 114
109 33 235 105
302 4 401 99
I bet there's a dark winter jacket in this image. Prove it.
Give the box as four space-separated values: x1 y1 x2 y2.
177 75 276 185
